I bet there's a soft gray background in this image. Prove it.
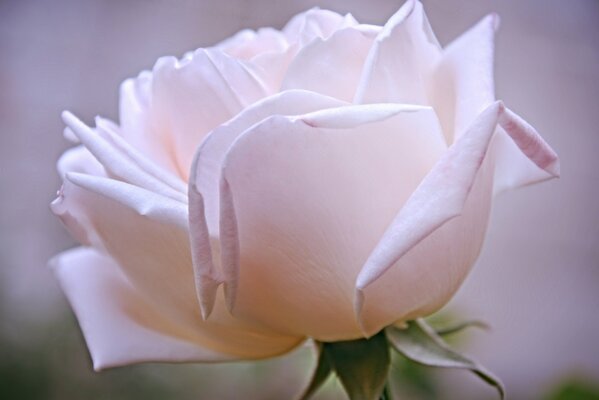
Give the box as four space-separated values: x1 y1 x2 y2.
1 0 598 399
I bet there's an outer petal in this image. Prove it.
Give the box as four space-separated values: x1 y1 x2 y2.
51 247 234 370
118 70 180 175
216 27 289 60
283 8 357 46
151 48 271 178
218 104 447 340
62 112 187 203
57 145 104 179
431 14 499 144
281 27 375 102
189 90 345 317
51 174 303 360
355 102 559 335
354 0 441 105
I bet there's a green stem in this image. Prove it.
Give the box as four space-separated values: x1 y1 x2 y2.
380 382 391 400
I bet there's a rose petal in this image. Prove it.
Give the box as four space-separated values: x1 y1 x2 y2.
493 106 560 193
151 49 272 177
218 104 446 340
62 111 187 203
283 8 357 46
118 70 180 174
431 13 500 144
355 101 559 335
281 27 375 102
94 116 187 194
51 172 196 329
57 145 104 179
51 175 303 359
354 0 442 105
217 27 289 60
189 90 345 317
51 247 232 369
51 247 303 370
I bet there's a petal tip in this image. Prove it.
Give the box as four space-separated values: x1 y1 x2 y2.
489 12 501 31
353 288 370 337
61 110 76 125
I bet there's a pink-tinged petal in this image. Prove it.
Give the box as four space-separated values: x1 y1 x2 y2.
51 247 233 369
118 71 180 175
355 101 559 335
216 27 289 60
189 90 345 316
283 8 357 46
354 0 442 105
281 28 375 102
51 171 201 333
62 112 187 203
51 247 303 369
493 106 560 192
57 145 104 179
51 177 303 361
188 182 221 320
219 104 446 340
94 116 187 194
151 49 271 178
431 13 500 144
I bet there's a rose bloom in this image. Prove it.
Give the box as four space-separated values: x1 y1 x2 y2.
51 0 558 370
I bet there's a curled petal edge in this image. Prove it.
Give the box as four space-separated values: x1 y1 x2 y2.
354 101 559 332
217 102 440 317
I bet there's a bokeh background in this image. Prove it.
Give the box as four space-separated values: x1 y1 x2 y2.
1 0 598 399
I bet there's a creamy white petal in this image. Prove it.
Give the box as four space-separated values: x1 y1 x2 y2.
355 101 559 335
431 13 499 144
354 0 441 105
189 90 345 316
218 104 446 340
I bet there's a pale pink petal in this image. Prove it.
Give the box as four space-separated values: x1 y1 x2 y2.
151 49 271 177
57 145 104 179
281 27 375 102
51 247 303 369
283 8 357 46
493 106 560 192
216 28 289 60
94 116 187 194
51 176 303 360
355 101 559 335
188 90 345 316
354 0 441 105
118 71 180 175
51 247 234 369
431 14 500 144
62 112 187 203
218 104 446 340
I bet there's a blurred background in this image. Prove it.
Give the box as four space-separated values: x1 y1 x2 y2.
1 0 598 399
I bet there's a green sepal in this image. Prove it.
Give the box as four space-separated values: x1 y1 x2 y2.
386 319 505 399
299 342 333 400
435 319 490 337
323 330 390 400
301 331 391 400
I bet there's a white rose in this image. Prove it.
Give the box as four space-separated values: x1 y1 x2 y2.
51 0 559 370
